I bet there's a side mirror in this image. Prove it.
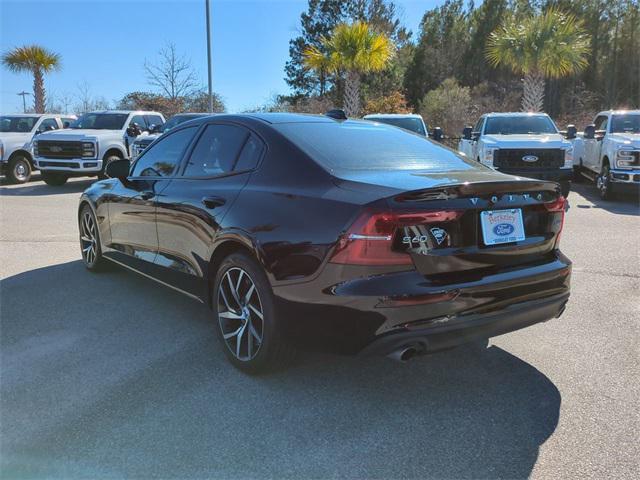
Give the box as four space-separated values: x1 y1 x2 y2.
462 126 472 140
565 125 577 140
583 124 596 139
431 127 444 142
105 159 131 180
126 123 142 137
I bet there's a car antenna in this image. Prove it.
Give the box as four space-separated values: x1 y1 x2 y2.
325 109 347 121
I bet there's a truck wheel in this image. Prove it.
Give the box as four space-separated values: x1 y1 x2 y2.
98 154 123 179
596 164 615 201
572 162 582 183
41 171 69 186
7 155 32 184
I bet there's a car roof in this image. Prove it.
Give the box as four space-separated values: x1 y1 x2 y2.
600 109 640 115
243 112 339 124
363 113 423 119
483 112 551 117
85 110 163 115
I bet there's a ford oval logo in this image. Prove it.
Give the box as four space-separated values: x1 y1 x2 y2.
50 146 62 152
493 223 515 236
522 155 538 162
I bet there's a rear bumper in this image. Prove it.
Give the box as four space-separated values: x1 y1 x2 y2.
359 292 569 356
274 252 571 354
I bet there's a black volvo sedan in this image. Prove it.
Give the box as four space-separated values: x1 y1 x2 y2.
78 113 571 372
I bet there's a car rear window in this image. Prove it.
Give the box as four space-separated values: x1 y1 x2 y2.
275 121 473 172
367 117 427 136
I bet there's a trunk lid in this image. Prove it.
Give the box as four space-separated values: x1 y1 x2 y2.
384 179 564 279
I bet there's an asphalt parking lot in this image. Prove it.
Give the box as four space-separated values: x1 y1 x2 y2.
1 175 638 479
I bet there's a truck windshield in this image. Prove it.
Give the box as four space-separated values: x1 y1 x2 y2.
70 113 128 130
0 116 39 133
610 114 640 133
367 117 427 136
484 116 558 135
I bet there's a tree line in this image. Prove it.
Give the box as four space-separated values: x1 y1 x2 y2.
2 42 226 117
280 0 639 132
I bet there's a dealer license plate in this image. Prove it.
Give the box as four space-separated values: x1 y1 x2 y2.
480 208 525 245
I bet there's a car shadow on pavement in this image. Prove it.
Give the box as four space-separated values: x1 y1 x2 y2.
1 260 560 480
569 181 639 216
0 176 95 196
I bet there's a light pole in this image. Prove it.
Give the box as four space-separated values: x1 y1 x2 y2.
17 91 30 113
205 0 213 113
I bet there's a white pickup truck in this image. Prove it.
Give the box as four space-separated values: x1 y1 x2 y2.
459 112 574 196
33 110 164 186
571 110 640 200
0 113 76 183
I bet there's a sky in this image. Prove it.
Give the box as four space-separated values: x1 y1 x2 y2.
0 0 438 114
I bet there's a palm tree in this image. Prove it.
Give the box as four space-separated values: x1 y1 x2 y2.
304 22 394 117
2 45 61 113
486 9 590 112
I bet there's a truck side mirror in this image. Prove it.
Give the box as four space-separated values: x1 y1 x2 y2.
126 123 141 137
431 127 444 142
565 125 577 139
462 126 472 140
583 124 596 139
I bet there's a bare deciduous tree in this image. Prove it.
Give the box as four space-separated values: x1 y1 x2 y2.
144 43 197 100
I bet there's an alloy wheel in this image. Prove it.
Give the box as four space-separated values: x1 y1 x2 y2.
217 267 264 361
597 166 610 198
13 159 29 182
80 211 98 265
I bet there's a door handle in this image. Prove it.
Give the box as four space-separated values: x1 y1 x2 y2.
202 196 226 209
140 190 155 200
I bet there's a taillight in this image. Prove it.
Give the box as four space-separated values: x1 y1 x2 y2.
330 209 462 266
544 196 566 247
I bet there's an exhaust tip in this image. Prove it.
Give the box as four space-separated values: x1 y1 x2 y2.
388 346 418 362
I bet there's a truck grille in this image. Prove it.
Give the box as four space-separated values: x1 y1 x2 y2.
494 149 564 169
37 140 82 159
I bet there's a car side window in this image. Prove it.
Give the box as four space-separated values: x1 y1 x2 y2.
130 115 147 129
473 118 484 135
594 115 608 132
235 134 265 171
145 115 164 128
131 126 197 177
39 118 59 132
183 124 250 177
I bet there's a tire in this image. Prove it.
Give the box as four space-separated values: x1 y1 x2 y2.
98 154 123 180
572 163 583 183
596 163 615 201
212 252 295 373
79 204 106 271
41 171 68 186
7 155 32 184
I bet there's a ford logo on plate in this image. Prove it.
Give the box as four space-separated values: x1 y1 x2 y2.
522 155 538 162
493 223 515 236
